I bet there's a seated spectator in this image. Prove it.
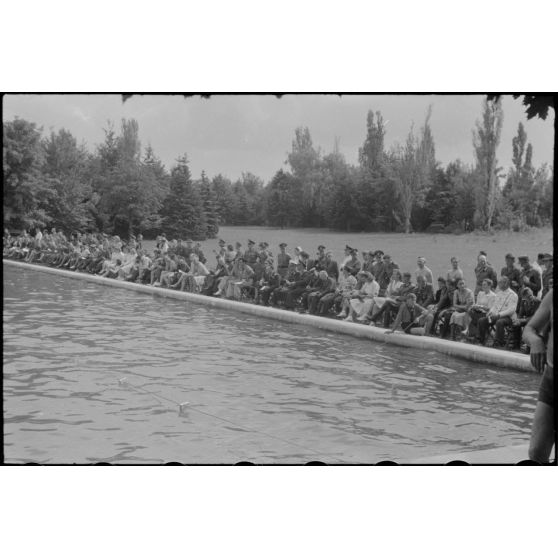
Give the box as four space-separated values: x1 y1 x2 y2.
510 288 540 349
415 275 435 308
307 271 336 314
201 255 229 296
385 293 428 335
345 271 379 322
256 261 281 305
439 278 474 339
226 257 255 300
369 272 416 328
465 278 497 341
320 266 357 316
423 277 452 335
364 269 403 322
477 277 518 347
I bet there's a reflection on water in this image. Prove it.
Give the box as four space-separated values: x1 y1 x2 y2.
3 267 540 463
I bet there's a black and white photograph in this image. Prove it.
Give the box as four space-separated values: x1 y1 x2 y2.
3 93 554 465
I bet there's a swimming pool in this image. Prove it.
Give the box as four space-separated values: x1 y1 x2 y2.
3 267 540 463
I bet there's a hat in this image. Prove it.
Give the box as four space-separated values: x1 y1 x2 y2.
542 253 553 261
373 250 384 257
437 276 446 283
279 242 287 248
300 251 309 259
248 239 255 245
505 253 515 261
218 239 226 245
317 245 325 250
345 245 352 251
518 255 529 261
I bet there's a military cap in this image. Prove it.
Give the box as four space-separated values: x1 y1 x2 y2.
279 242 287 248
504 253 515 261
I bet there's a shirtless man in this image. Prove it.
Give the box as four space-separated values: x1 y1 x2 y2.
523 290 554 463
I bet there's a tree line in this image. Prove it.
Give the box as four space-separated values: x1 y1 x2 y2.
3 98 553 239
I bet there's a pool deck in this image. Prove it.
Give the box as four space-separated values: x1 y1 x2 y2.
4 258 534 373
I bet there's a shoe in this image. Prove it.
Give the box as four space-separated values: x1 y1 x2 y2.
344 316 353 322
336 312 346 318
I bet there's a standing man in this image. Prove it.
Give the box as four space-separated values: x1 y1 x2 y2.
518 255 542 299
500 253 521 293
276 243 291 279
415 256 433 285
244 239 259 266
446 256 464 293
540 253 553 299
322 251 339 281
377 253 399 296
474 254 497 296
523 289 554 463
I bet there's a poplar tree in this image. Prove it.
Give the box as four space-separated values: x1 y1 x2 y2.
472 98 504 231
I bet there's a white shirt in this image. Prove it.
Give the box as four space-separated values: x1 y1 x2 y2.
476 290 497 310
488 288 518 320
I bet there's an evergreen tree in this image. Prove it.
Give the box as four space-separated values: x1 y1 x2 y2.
162 155 206 240
198 170 219 238
211 174 235 225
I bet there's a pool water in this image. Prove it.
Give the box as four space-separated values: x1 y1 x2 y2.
2 267 540 463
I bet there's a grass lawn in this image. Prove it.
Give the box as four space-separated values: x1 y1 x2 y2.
145 226 553 290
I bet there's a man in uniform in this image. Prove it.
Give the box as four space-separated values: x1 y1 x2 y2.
500 253 521 293
377 253 399 296
276 242 291 279
244 239 259 266
312 245 327 270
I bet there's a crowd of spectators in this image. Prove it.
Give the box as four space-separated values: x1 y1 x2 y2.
4 228 553 353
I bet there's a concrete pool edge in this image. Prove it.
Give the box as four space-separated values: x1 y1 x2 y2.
4 258 533 372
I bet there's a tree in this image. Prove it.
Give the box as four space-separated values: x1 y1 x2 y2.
92 119 167 236
358 110 386 174
162 155 206 240
3 118 50 229
286 126 322 226
198 170 219 238
265 169 300 228
472 97 504 231
211 173 235 225
42 128 96 232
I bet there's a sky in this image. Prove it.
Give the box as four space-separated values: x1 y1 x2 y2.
3 94 554 183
